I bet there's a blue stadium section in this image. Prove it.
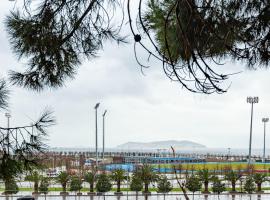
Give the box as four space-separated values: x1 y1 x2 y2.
105 164 135 172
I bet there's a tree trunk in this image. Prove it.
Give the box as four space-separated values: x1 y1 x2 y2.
179 183 189 200
34 181 39 193
117 181 121 192
204 181 209 193
257 183 262 192
90 183 94 192
144 183 149 193
232 182 236 192
63 183 67 192
4 179 10 194
171 146 189 200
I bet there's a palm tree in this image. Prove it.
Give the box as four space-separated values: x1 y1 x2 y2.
134 164 158 194
224 170 242 192
197 169 211 193
25 171 43 194
253 173 268 192
57 171 69 195
84 171 96 193
111 169 126 194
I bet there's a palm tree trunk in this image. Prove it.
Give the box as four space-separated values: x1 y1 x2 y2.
90 183 94 192
257 183 262 192
63 183 66 192
204 181 209 193
232 182 236 192
144 183 149 193
117 181 121 192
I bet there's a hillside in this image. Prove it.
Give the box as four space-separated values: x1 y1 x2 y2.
116 140 206 150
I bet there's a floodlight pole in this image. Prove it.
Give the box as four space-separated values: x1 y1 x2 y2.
262 117 269 163
94 103 100 168
5 113 11 154
247 96 259 165
102 110 107 162
227 148 231 161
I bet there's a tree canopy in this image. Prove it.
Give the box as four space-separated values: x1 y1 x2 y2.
0 110 55 189
4 0 270 94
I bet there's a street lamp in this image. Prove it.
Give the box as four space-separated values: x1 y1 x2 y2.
262 117 269 163
247 96 259 165
102 110 107 162
5 113 11 154
94 103 100 168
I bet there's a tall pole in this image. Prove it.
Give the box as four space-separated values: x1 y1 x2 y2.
247 96 259 165
102 110 107 162
262 118 269 163
227 148 231 161
94 103 100 169
5 113 11 154
248 102 253 165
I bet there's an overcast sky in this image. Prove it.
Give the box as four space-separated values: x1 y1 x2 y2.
0 1 270 150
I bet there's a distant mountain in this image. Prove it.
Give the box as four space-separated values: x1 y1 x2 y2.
116 140 206 150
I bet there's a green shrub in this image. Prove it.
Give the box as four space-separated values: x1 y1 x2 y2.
70 176 82 192
4 179 19 194
130 175 143 192
96 174 112 193
157 176 172 193
186 174 202 194
212 178 225 195
244 176 256 194
39 178 50 194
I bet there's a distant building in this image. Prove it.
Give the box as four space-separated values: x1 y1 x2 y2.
123 156 204 164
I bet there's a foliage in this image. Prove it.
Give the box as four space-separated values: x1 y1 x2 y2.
185 174 202 194
25 171 43 193
0 79 9 110
131 0 270 94
5 0 125 91
5 1 270 94
130 174 143 192
197 169 211 193
39 177 50 194
4 178 19 194
111 169 126 192
134 164 159 193
224 170 242 192
84 171 96 192
157 175 172 193
212 177 225 195
244 175 256 194
0 110 55 188
69 176 82 192
252 173 267 192
96 174 112 193
57 171 69 192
